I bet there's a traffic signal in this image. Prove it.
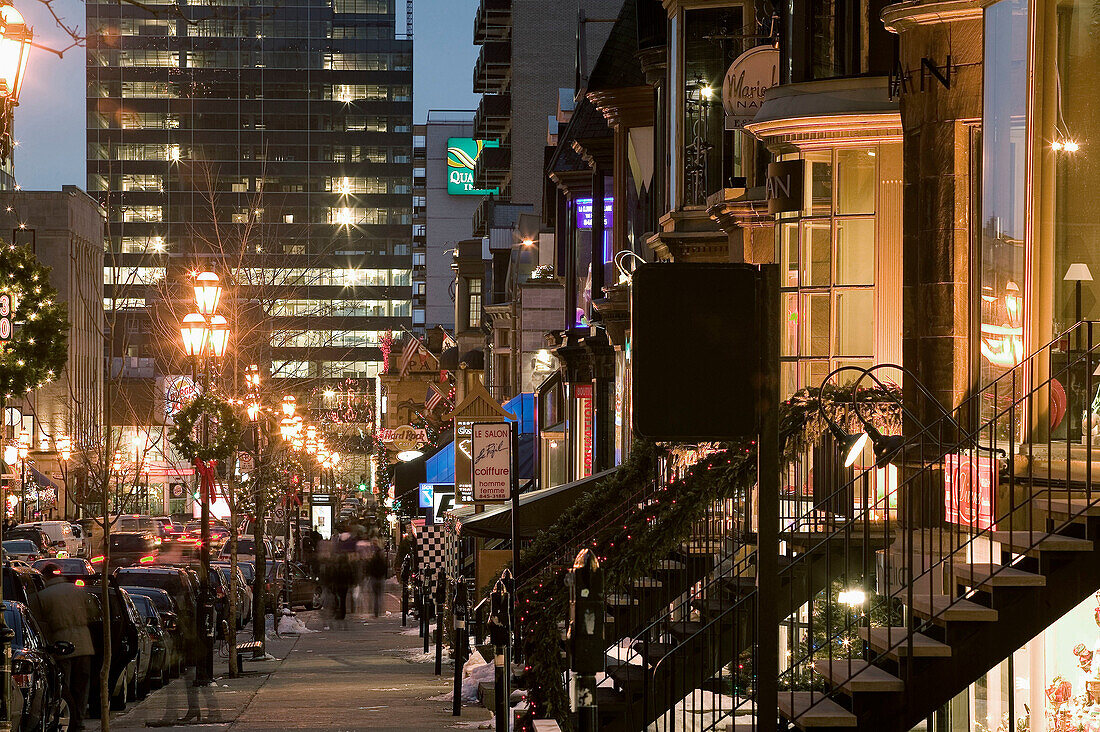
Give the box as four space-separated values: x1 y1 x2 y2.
358 474 367 492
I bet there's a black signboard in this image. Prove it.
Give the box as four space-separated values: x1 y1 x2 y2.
631 263 762 440
766 159 804 214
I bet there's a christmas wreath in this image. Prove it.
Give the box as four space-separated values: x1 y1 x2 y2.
169 392 245 463
0 243 68 397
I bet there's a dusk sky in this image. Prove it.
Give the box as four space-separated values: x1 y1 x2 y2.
12 0 480 191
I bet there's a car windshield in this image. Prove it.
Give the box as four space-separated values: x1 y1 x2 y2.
115 571 179 593
131 596 158 621
3 541 36 553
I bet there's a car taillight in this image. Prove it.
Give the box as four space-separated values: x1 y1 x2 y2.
74 580 85 587
139 555 155 564
90 556 105 564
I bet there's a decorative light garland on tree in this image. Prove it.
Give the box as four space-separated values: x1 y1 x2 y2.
0 243 68 398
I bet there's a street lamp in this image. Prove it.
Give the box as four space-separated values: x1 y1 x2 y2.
179 271 228 686
0 4 31 105
16 429 27 522
281 395 296 418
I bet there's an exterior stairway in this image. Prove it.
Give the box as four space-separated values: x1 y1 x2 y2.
592 322 1100 732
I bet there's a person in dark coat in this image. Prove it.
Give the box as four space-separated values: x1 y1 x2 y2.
37 563 96 731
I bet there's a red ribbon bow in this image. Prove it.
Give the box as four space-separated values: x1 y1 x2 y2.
196 459 218 503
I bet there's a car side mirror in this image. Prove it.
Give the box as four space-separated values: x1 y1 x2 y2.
161 612 178 631
50 640 75 656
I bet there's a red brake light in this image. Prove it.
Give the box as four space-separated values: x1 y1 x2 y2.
74 579 85 587
139 555 154 564
90 556 105 564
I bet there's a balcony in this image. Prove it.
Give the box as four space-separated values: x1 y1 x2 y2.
472 143 510 195
472 198 532 238
474 93 511 139
473 41 512 95
473 0 511 44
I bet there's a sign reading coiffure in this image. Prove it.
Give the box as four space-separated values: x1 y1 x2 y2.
471 422 512 502
722 45 779 129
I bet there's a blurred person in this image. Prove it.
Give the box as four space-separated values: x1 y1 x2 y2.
366 540 387 617
37 562 95 731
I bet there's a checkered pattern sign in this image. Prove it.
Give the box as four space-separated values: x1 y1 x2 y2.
413 521 449 576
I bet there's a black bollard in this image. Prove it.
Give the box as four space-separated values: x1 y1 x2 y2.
569 549 604 732
434 570 446 675
400 557 410 627
452 576 468 716
489 579 511 732
422 570 432 653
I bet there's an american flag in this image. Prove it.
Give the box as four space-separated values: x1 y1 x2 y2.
425 381 451 411
398 336 421 376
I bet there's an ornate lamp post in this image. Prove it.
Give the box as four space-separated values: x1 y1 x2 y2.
178 271 228 686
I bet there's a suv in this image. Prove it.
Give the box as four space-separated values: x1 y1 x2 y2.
4 528 52 558
112 566 200 662
107 533 157 569
3 563 45 615
16 521 81 557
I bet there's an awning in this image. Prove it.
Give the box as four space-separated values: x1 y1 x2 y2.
456 468 616 540
502 393 535 435
426 440 455 484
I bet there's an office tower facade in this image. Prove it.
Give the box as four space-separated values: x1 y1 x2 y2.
87 0 414 383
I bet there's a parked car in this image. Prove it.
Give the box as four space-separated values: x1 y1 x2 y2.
217 536 275 562
31 558 96 586
127 593 170 688
113 567 200 665
3 540 41 563
107 533 158 569
264 562 321 610
16 521 81 558
3 600 73 731
3 563 45 616
212 562 252 626
122 586 182 677
119 590 152 699
87 580 140 712
4 528 53 558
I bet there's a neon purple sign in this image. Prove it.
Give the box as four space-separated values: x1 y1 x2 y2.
575 197 614 230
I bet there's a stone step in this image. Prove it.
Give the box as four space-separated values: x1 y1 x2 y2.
778 692 857 728
813 659 904 693
953 563 1046 589
859 627 952 659
906 594 998 623
989 530 1093 554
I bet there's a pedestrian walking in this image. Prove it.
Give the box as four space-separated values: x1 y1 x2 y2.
36 563 95 731
366 541 387 617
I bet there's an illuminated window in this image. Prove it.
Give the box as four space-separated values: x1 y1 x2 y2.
467 279 482 329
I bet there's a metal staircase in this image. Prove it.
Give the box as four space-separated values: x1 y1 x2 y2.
589 321 1100 732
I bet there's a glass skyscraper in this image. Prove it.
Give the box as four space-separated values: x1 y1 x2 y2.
87 0 413 382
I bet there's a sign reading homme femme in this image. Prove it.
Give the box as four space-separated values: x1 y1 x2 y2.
471 422 512 502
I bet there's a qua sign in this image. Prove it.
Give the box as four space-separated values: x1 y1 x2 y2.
447 138 501 196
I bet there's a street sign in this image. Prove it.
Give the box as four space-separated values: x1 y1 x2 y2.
237 451 255 474
471 422 512 502
419 483 434 509
271 506 286 522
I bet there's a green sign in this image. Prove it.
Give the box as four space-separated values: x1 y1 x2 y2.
447 138 500 196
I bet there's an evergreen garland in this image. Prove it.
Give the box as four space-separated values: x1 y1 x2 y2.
0 243 68 398
517 384 902 726
169 392 246 463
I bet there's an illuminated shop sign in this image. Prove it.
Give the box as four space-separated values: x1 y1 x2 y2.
447 138 500 196
575 197 614 230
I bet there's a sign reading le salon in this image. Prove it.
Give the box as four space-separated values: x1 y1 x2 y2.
471 422 512 502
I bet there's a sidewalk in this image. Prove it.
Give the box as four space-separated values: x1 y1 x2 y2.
92 581 492 731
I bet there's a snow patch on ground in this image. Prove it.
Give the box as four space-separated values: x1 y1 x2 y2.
431 655 495 705
277 613 317 635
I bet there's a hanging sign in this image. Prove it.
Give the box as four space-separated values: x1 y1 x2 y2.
0 293 11 341
722 45 780 129
944 453 996 531
471 422 512 502
418 483 434 509
766 160 805 214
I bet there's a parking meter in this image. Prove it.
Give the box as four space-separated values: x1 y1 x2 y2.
569 549 603 732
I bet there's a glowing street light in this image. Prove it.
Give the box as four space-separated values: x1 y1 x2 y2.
194 271 222 316
207 314 229 358
0 4 32 106
180 313 208 358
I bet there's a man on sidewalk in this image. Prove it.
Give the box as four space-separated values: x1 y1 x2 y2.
37 563 95 731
